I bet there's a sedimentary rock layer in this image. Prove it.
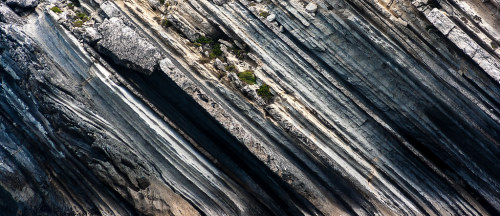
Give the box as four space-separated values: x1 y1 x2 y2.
1 0 499 215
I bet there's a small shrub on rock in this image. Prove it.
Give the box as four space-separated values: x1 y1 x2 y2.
75 12 89 21
217 71 226 79
225 64 237 72
161 19 171 27
230 46 246 59
257 84 272 101
259 11 270 18
50 6 62 13
209 43 223 58
195 36 223 60
187 42 202 47
196 36 213 45
238 70 256 85
73 20 84 27
491 41 499 49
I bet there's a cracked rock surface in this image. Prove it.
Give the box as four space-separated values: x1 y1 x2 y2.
97 17 164 75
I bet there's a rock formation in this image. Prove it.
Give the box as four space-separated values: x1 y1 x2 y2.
0 0 499 215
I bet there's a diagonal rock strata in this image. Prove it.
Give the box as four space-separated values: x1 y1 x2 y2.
0 0 499 215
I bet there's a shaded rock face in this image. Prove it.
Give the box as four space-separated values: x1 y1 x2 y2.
0 0 499 216
0 4 20 23
4 0 38 13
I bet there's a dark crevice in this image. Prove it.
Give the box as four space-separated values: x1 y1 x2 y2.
112 62 321 215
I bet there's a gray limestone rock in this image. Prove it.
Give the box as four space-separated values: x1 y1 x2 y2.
212 0 227 6
305 3 317 13
0 3 20 23
1 0 500 215
214 58 225 71
83 27 102 45
96 17 164 75
266 14 276 22
100 1 122 18
5 0 38 12
166 14 200 41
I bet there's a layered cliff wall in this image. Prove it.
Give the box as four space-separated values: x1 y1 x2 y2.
1 0 499 215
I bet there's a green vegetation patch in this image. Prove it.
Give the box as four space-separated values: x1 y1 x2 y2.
209 43 223 59
217 71 226 79
75 12 89 21
196 36 214 45
230 46 246 59
491 41 499 49
194 36 224 59
161 19 171 27
257 84 272 101
187 42 202 47
73 20 84 27
50 6 62 13
72 11 89 27
259 11 270 18
238 70 256 85
225 64 237 72
195 36 223 59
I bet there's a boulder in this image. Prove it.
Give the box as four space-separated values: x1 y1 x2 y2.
5 0 38 13
100 1 122 18
214 58 226 71
97 17 164 75
305 3 317 13
266 14 276 22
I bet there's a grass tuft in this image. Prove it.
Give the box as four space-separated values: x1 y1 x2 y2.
75 12 89 21
225 64 237 72
73 20 84 27
257 83 272 101
259 11 269 18
238 70 256 85
161 19 171 27
196 36 214 45
50 6 62 13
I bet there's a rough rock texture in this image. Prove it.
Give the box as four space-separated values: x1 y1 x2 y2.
305 3 318 13
4 0 38 12
0 0 499 215
0 4 20 23
97 17 164 75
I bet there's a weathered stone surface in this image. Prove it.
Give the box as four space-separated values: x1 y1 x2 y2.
305 3 317 13
83 27 101 45
266 14 276 22
96 17 164 75
426 8 500 83
100 1 122 18
0 3 20 23
1 0 500 215
212 0 227 6
5 0 38 12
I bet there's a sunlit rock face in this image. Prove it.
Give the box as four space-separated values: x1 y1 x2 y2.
1 0 499 215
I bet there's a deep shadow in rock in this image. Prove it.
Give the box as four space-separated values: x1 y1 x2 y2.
115 65 321 216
